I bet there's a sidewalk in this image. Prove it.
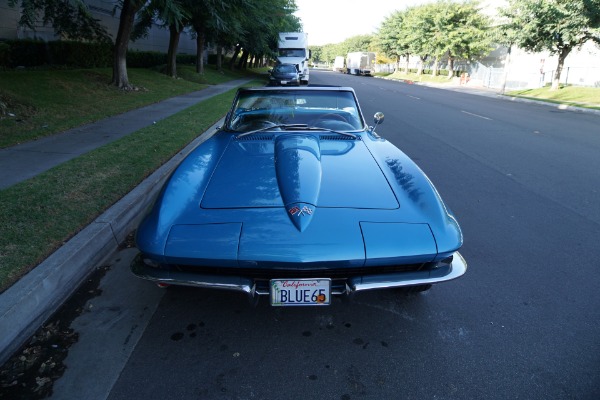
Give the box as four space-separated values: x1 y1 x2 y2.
0 78 252 190
0 78 253 365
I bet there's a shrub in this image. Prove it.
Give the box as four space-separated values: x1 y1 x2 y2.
0 42 10 67
1 39 204 69
4 39 47 67
47 41 112 68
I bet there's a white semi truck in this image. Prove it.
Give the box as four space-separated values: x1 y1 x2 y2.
277 32 311 85
346 52 376 75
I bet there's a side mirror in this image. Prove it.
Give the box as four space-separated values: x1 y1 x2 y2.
371 112 384 136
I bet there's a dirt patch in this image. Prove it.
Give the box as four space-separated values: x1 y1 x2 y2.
0 94 36 122
118 230 136 250
0 265 110 399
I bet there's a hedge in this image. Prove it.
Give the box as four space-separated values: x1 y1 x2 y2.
0 39 197 69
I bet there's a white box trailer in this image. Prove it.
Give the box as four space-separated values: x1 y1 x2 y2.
278 32 311 84
333 56 345 72
346 52 376 75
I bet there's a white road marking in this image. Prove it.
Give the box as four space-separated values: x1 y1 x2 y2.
461 110 492 120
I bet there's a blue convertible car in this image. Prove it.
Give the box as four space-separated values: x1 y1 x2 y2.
131 87 466 306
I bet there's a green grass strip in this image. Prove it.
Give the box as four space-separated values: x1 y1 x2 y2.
506 86 600 110
0 66 255 148
0 81 262 292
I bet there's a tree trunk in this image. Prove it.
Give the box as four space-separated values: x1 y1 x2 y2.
432 56 439 76
404 53 409 74
195 32 205 74
552 46 572 90
229 44 241 70
500 44 512 94
238 49 248 69
166 24 181 78
111 0 141 89
417 56 426 75
216 45 223 71
447 55 454 78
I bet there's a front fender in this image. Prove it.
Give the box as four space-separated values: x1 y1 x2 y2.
135 134 232 259
363 137 463 258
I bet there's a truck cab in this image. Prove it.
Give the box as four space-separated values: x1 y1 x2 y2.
278 32 311 85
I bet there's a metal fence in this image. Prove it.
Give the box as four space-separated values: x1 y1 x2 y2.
360 59 600 90
544 66 600 88
468 64 600 90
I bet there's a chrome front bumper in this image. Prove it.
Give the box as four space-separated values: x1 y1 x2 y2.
130 252 467 298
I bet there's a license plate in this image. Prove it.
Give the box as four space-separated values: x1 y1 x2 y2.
280 80 288 84
270 279 331 306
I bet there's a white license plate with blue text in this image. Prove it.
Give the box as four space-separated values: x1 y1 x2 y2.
270 279 331 306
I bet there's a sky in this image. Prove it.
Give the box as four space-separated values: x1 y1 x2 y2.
293 0 504 46
293 0 428 46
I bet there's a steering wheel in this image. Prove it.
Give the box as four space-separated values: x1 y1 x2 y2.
311 113 352 130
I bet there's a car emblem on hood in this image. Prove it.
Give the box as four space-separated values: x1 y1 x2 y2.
288 205 313 217
286 203 315 232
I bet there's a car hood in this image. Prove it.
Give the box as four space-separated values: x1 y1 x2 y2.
201 134 398 212
136 132 463 264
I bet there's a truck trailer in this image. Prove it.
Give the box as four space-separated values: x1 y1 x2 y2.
333 56 345 72
277 32 311 85
346 52 376 75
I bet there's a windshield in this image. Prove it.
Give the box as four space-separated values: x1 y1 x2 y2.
278 49 306 58
226 90 365 133
273 64 298 74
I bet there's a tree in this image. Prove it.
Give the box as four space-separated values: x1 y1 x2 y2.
438 1 492 78
9 0 138 88
400 4 437 75
376 11 410 72
185 0 241 74
227 0 300 70
499 0 600 90
379 1 491 77
112 0 146 89
133 0 189 78
309 45 323 63
8 0 110 42
492 10 524 93
342 34 375 54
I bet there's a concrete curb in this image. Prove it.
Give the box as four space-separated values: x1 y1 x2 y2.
0 119 222 365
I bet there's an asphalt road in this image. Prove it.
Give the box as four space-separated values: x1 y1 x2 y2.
51 70 600 400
